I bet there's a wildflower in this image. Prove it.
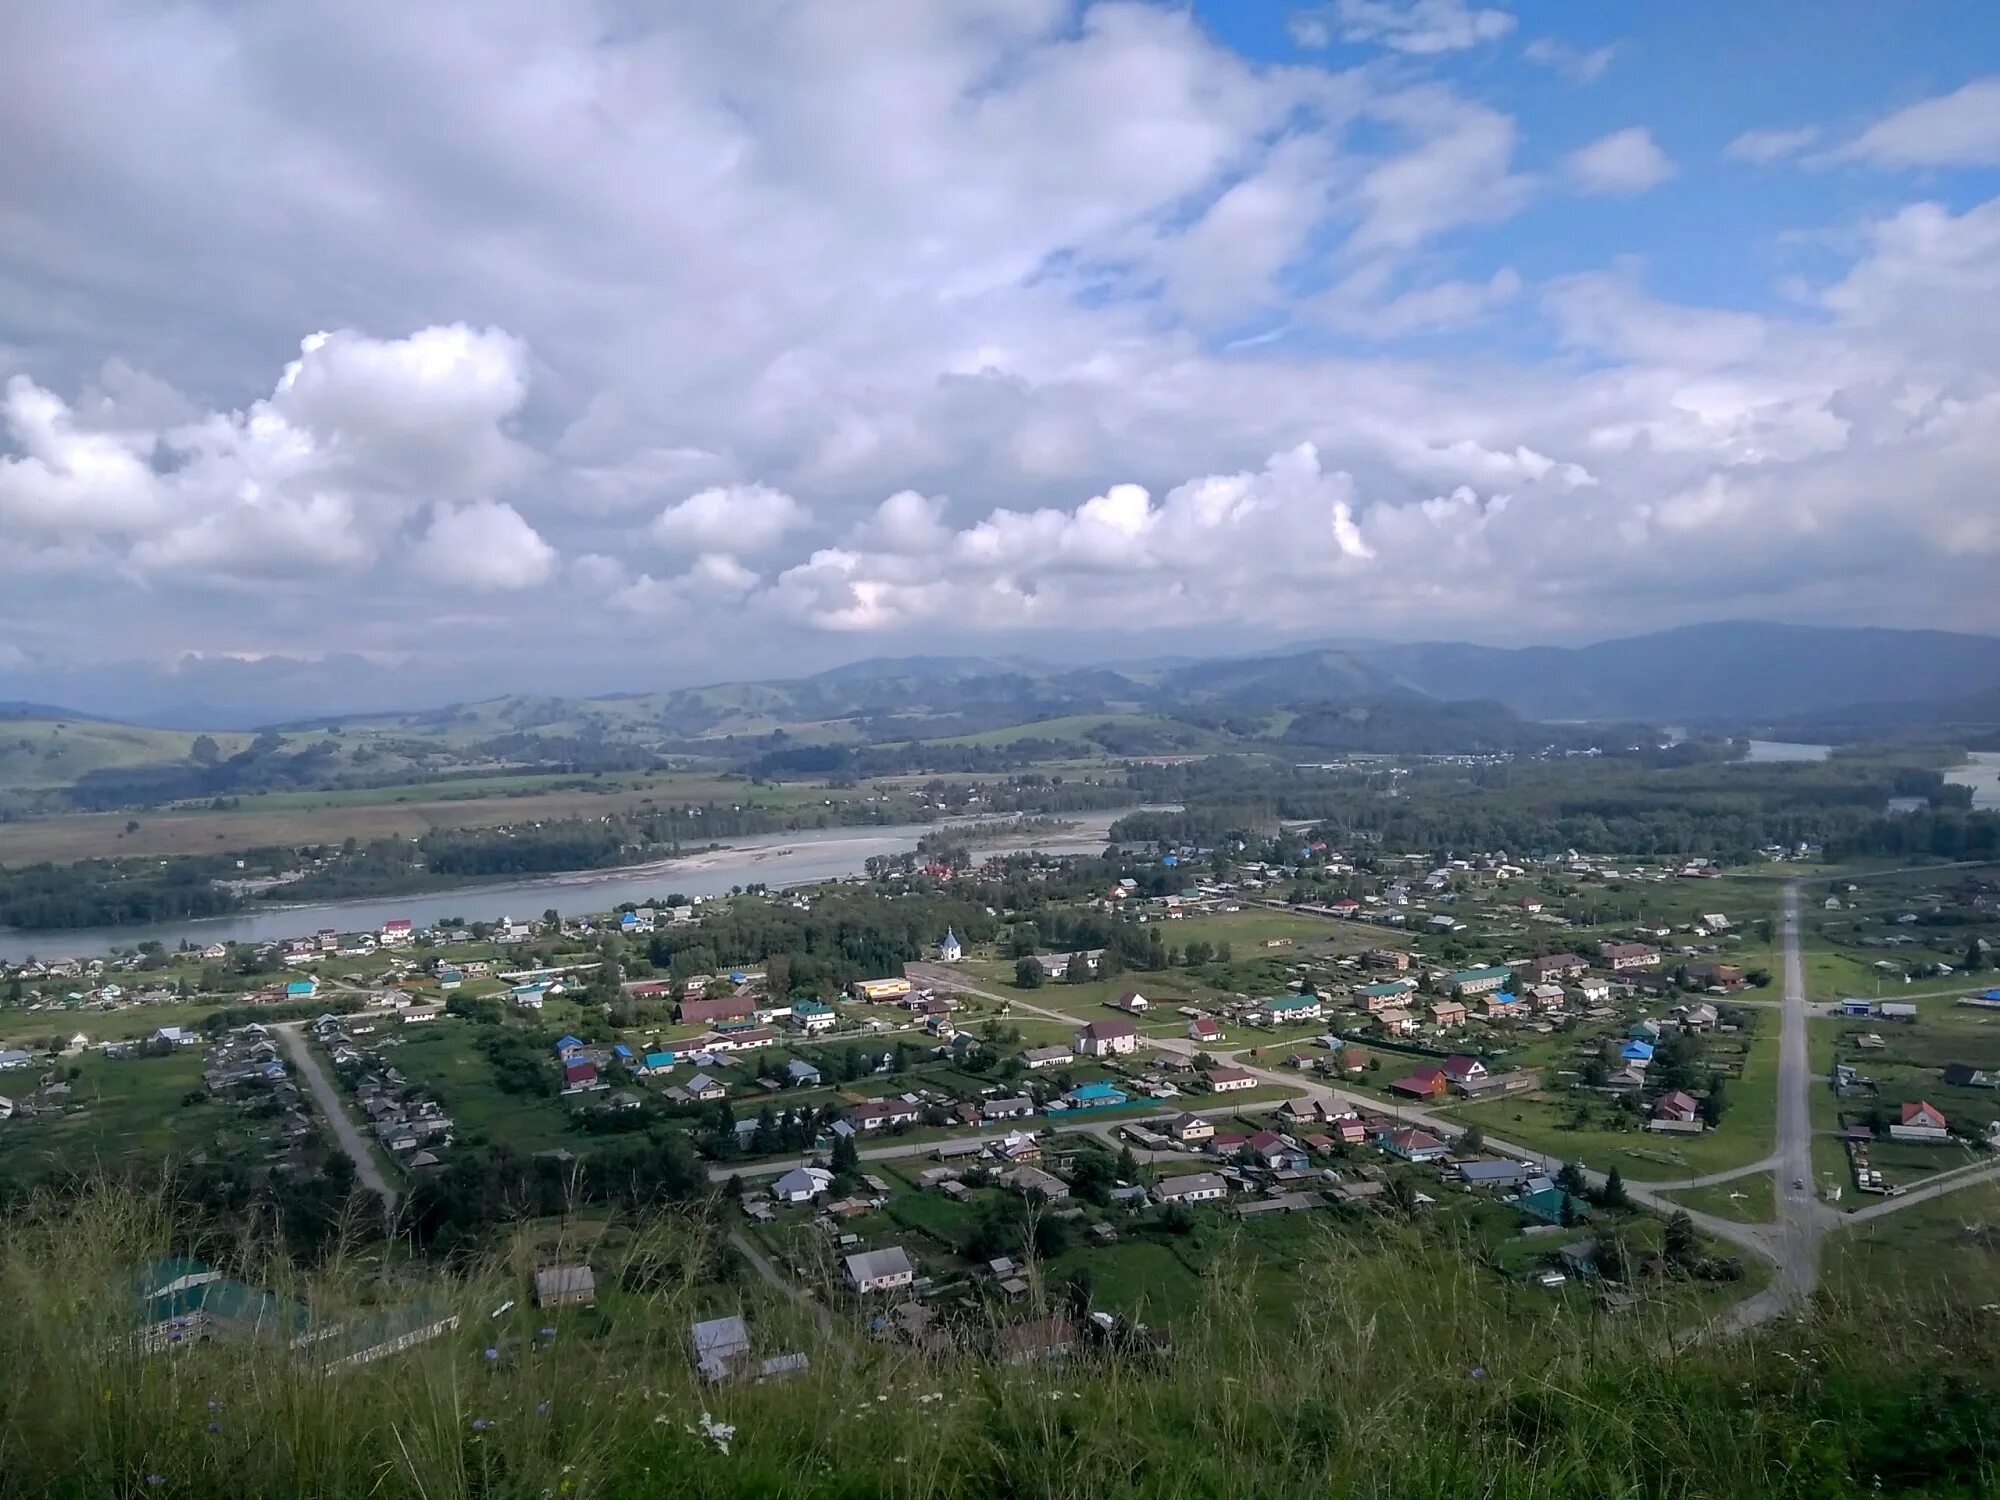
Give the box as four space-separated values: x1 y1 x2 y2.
473 1419 490 1432
207 1422 221 1435
206 1401 220 1412
690 1413 735 1455
1469 1367 1487 1380
540 1327 557 1338
484 1347 500 1361
536 1401 551 1416
147 1477 164 1488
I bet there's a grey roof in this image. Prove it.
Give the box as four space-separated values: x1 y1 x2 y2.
533 1265 595 1299
691 1314 751 1363
1457 1159 1531 1184
843 1246 913 1283
685 1072 724 1093
1154 1172 1228 1200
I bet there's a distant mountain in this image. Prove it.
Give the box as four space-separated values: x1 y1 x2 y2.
1345 622 2000 725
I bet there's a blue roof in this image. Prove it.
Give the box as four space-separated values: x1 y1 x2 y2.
613 1043 634 1059
644 1051 675 1067
1490 991 1518 1005
554 1035 583 1052
1070 1082 1127 1102
1621 1040 1654 1060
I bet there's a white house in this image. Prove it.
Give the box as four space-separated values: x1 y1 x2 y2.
770 1166 833 1204
936 929 963 963
1153 1172 1228 1205
843 1245 915 1294
1115 991 1150 1014
1075 1020 1139 1058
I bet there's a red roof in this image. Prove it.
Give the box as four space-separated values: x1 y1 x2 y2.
1191 1018 1219 1035
1441 1054 1484 1080
1079 1019 1137 1040
382 918 412 931
563 1062 597 1083
1902 1100 1947 1127
1247 1129 1285 1151
1390 1067 1446 1096
1655 1089 1700 1118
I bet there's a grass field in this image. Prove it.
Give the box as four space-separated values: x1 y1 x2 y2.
1661 1171 1776 1223
0 720 258 793
0 769 853 863
380 1026 584 1155
1822 1175 2000 1305
1433 1033 1779 1183
0 1052 236 1187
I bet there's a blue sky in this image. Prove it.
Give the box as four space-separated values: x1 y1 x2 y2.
0 0 1998 720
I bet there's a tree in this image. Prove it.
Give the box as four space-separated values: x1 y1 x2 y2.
190 734 220 766
1663 1209 1700 1268
1458 1124 1485 1157
1065 952 1091 985
1385 1174 1421 1220
1600 1166 1630 1210
1015 957 1045 990
1966 937 1989 974
829 1130 860 1181
1558 1194 1579 1229
1699 1074 1727 1127
1556 1160 1587 1196
1117 1145 1141 1184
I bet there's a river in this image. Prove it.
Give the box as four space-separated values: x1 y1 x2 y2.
0 808 1155 962
1946 750 2000 810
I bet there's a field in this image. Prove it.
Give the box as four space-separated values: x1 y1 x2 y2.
1822 1175 2000 1306
0 769 851 863
1824 1001 2000 1140
1660 1171 1776 1223
0 1051 237 1188
1432 1032 1779 1183
377 1026 585 1156
0 719 258 793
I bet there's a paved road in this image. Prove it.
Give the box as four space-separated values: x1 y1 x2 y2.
276 1021 399 1216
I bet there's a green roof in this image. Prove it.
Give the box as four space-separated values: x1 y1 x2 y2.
1449 966 1512 985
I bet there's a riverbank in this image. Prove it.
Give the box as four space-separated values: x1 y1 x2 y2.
0 807 1162 961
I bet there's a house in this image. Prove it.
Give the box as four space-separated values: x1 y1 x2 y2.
848 977 913 1003
1365 947 1410 971
1204 1067 1257 1093
691 1315 754 1381
1654 1089 1701 1123
1153 1172 1229 1205
1356 980 1418 1010
680 994 757 1027
1169 1112 1215 1143
785 1058 823 1087
401 1003 444 1024
936 929 963 963
1513 1184 1589 1225
1944 1064 1998 1090
1115 991 1150 1014
1441 1055 1489 1091
1266 994 1322 1024
682 1072 728 1102
1075 1019 1139 1058
1020 1045 1074 1071
533 1266 596 1308
1063 1081 1129 1110
284 979 317 1001
1389 1066 1448 1100
1892 1100 1951 1143
791 1000 837 1034
1247 1130 1308 1171
1598 941 1661 972
1677 1002 1721 1032
1520 953 1589 984
1377 1126 1448 1163
561 1062 604 1094
1446 966 1512 999
640 1050 677 1076
1188 1016 1223 1044
1429 1000 1468 1029
1682 962 1744 992
770 1166 834 1204
0 1050 34 1070
981 1095 1035 1121
848 1098 921 1131
1619 1040 1655 1065
843 1246 915 1294
1374 1007 1418 1036
1454 1158 1532 1189
379 918 414 946
1033 951 1102 979
1002 1164 1071 1201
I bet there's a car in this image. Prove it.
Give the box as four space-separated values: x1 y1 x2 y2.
1792 1177 1805 1190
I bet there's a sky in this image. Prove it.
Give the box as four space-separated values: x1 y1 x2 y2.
2 0 1999 721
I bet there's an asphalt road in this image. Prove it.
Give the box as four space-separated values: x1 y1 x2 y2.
276 1021 399 1216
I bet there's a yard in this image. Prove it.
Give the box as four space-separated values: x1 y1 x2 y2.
0 1051 243 1188
1659 1172 1776 1223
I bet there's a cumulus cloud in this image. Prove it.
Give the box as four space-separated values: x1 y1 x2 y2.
651 483 809 555
1726 126 1819 164
0 2 1997 698
410 500 557 591
1840 77 2000 168
1566 127 1676 194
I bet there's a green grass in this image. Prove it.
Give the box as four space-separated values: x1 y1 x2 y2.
0 1053 239 1188
1660 1172 1777 1223
1823 1174 2000 1307
384 1028 584 1155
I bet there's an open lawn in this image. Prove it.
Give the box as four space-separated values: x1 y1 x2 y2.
1822 1175 2000 1306
0 1051 241 1187
378 1026 584 1155
1660 1171 1776 1223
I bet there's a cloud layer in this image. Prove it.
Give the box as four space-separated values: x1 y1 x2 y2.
0 4 1996 712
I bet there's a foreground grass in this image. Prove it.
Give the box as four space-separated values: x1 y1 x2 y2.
6 1186 2000 1497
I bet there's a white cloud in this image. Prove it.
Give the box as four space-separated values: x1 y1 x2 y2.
1841 77 2000 168
1726 126 1819 164
1352 93 1533 251
1522 38 1617 83
1566 127 1676 194
410 500 557 592
1327 0 1516 55
1314 265 1522 338
651 482 809 555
